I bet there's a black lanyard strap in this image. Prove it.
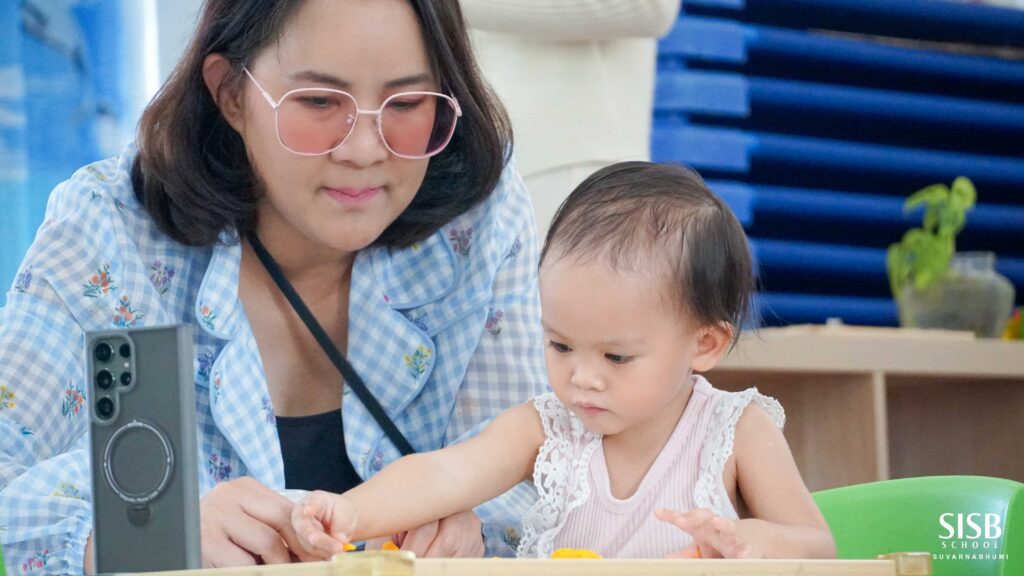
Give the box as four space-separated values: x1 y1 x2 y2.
248 235 415 457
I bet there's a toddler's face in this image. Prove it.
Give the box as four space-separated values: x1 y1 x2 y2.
539 256 705 440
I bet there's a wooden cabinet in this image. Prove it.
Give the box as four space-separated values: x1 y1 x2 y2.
706 326 1024 492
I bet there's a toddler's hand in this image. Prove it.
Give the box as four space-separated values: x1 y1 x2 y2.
655 508 763 559
292 491 359 559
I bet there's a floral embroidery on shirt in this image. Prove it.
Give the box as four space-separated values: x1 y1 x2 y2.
503 527 521 550
89 190 104 201
196 352 213 385
86 166 109 182
14 268 32 293
0 385 16 410
485 308 504 337
83 263 116 298
207 453 232 483
113 198 127 212
449 227 473 257
60 383 85 419
21 550 50 573
112 294 143 327
212 372 222 404
261 395 275 426
149 260 176 294
370 451 385 472
508 236 522 259
52 482 85 500
200 305 217 331
403 346 432 379
197 351 213 386
20 426 34 436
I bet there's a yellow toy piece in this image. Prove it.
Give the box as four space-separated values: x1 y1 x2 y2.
343 543 357 552
550 547 603 559
1003 307 1022 340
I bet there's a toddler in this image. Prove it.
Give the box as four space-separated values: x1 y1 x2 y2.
292 162 836 559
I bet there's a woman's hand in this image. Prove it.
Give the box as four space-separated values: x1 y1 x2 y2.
655 508 765 559
84 532 95 574
291 490 359 559
393 509 484 557
200 477 316 567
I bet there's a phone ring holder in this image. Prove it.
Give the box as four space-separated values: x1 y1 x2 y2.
102 420 174 504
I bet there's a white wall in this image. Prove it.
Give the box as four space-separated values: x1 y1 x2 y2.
155 0 203 84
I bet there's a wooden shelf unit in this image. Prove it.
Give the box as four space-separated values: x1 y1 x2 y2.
706 326 1024 491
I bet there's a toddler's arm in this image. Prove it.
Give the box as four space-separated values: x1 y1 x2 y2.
658 404 836 559
293 402 544 557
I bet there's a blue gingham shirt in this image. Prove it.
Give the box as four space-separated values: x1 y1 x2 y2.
0 146 548 574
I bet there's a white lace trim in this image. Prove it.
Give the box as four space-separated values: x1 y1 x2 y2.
693 386 785 517
516 393 602 558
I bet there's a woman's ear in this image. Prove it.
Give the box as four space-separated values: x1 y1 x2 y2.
691 323 733 373
202 53 246 132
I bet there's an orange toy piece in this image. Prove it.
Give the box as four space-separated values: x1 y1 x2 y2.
550 548 603 559
342 543 357 552
381 540 400 551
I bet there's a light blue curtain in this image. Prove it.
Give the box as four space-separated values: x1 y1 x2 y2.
0 0 144 304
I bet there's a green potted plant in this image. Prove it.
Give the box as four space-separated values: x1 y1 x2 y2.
887 177 1015 337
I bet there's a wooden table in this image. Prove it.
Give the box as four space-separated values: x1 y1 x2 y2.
121 553 927 576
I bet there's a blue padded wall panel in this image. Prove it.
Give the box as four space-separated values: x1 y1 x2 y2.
683 0 1024 47
656 0 1024 327
660 17 1024 103
657 70 1024 155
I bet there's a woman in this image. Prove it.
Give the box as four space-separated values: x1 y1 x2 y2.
0 0 546 572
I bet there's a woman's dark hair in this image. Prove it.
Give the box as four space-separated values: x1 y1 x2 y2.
540 162 756 341
133 0 511 247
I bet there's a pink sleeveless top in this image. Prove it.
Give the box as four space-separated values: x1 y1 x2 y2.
516 375 784 558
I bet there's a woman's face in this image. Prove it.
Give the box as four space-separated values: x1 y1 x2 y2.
237 0 435 256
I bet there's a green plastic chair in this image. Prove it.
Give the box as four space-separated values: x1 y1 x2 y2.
814 476 1023 576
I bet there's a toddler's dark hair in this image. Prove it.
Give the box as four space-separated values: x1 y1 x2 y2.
540 162 755 341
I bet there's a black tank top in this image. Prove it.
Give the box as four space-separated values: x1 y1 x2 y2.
276 409 362 493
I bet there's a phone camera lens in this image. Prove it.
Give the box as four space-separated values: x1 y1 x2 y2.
119 343 131 358
119 372 132 387
96 397 115 420
94 342 113 363
96 369 114 390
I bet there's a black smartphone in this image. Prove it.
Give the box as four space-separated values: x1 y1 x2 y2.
86 324 201 572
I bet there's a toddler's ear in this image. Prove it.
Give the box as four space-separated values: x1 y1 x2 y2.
691 323 732 372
